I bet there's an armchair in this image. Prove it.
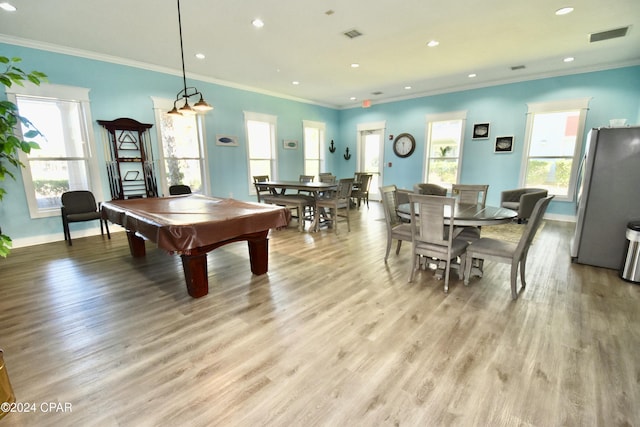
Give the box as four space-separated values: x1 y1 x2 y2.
500 188 548 223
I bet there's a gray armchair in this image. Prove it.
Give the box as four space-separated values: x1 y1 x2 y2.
500 188 548 223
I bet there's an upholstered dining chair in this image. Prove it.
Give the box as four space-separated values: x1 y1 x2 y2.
169 184 192 195
351 173 372 208
61 190 110 246
408 193 469 293
379 185 412 262
463 195 554 300
413 183 447 196
500 188 548 223
315 178 354 233
451 184 490 242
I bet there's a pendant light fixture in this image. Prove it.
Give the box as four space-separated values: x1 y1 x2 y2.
168 0 213 115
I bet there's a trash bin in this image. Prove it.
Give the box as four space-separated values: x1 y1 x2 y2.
620 221 640 283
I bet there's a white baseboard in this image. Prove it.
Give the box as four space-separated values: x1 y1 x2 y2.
9 226 123 249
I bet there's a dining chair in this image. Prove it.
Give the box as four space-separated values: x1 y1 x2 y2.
319 174 336 184
451 184 489 242
413 183 447 196
351 173 372 208
252 175 311 232
408 193 469 293
452 184 489 206
61 190 111 246
315 178 354 233
169 184 192 195
463 195 554 299
379 185 412 262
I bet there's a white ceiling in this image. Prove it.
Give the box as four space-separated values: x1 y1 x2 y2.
1 0 639 108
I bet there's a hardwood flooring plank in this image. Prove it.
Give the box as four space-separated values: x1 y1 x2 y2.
1 203 639 426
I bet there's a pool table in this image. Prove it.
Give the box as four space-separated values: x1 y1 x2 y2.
101 195 290 298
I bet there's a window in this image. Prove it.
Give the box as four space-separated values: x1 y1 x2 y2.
152 98 208 195
423 111 466 188
245 112 277 194
303 120 325 178
6 84 101 218
522 98 590 200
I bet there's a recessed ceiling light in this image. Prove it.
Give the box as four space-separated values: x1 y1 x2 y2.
350 97 357 101
351 63 360 68
555 7 574 15
195 53 205 59
252 18 264 28
0 2 16 11
404 86 412 90
292 81 300 85
563 57 575 62
427 40 439 47
468 73 477 78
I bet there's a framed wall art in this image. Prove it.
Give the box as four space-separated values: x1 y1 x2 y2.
472 123 490 139
494 136 514 153
283 139 298 150
215 135 239 147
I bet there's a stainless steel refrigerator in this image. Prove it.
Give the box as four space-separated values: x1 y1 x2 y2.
571 126 640 269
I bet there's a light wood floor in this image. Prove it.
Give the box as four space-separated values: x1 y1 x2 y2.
1 202 638 426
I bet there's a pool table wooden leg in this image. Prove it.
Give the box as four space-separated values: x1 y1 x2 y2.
247 233 269 275
126 231 146 257
181 253 209 298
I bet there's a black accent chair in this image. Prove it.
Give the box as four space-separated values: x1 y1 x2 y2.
169 184 192 195
61 191 110 246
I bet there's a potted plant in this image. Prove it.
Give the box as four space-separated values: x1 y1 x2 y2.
0 56 47 257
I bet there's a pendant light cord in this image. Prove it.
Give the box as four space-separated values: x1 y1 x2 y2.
177 0 188 98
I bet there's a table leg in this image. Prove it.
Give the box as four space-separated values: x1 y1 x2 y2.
247 233 269 275
181 253 209 298
126 231 146 257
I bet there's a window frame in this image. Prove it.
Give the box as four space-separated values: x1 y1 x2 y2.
423 111 467 189
302 120 326 178
521 98 591 202
151 97 209 196
245 111 278 195
6 83 102 219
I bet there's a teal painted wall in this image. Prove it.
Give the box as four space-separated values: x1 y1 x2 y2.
1 41 639 245
338 66 640 216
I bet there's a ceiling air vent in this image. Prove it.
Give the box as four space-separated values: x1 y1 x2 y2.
590 26 629 43
371 91 383 96
511 65 526 71
343 29 363 39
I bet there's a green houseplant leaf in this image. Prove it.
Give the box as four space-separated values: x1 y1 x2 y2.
0 55 47 257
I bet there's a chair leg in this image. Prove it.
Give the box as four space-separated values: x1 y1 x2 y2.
384 237 392 262
104 219 111 239
510 263 519 300
345 206 350 232
395 240 403 255
443 260 450 293
464 253 473 285
62 218 72 246
408 254 418 282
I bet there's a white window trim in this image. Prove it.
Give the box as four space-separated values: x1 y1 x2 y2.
151 96 210 196
6 82 103 218
244 111 278 195
423 111 467 184
302 120 326 175
521 98 591 202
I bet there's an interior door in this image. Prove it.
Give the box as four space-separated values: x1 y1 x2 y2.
357 129 384 201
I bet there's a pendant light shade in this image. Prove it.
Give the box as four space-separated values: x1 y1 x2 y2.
168 0 213 116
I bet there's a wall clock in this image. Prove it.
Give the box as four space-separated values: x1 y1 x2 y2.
393 133 416 158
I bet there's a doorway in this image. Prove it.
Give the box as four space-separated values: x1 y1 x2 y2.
357 125 384 201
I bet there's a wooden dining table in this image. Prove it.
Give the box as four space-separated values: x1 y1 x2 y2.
261 180 337 231
397 201 517 279
397 202 517 226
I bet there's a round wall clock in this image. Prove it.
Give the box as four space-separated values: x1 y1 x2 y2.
393 133 416 158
